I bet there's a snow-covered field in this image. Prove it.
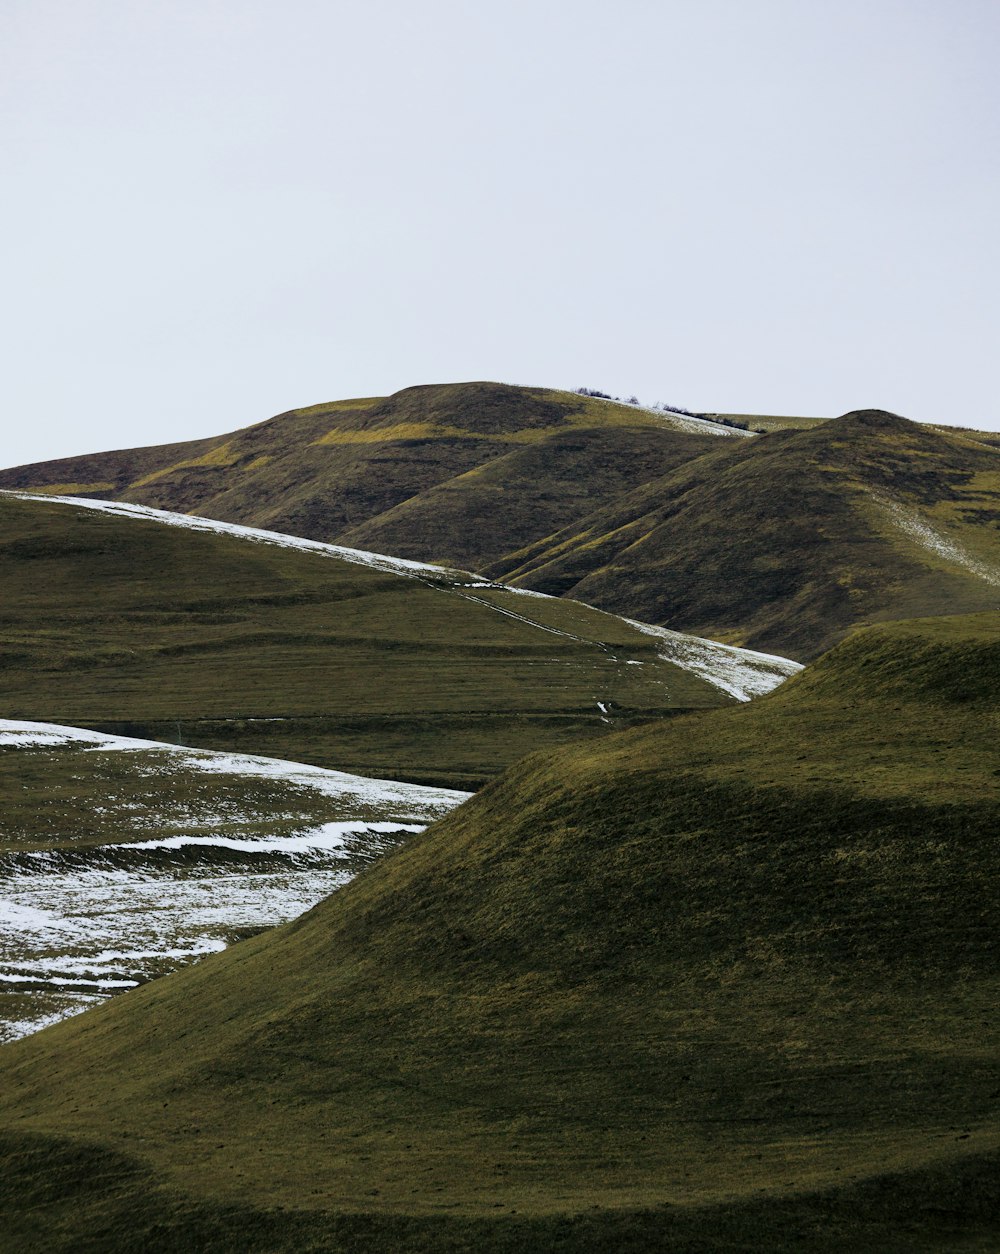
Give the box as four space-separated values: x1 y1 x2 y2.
0 722 469 1043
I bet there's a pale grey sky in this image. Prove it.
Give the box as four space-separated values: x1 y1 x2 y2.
2 0 998 466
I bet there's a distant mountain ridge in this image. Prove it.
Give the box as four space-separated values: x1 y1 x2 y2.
3 383 1000 657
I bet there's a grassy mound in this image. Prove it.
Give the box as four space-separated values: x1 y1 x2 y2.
0 383 720 569
1 612 997 1248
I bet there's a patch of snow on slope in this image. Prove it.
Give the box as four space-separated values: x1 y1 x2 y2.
553 392 754 438
0 720 469 814
1 490 486 583
0 1002 102 1045
0 899 87 939
0 720 473 1041
875 494 1000 589
623 620 803 701
0 722 154 751
645 410 753 438
111 821 424 855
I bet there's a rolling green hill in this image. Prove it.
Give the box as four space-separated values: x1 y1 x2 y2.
492 410 1000 657
0 383 735 566
1 612 997 1251
4 386 999 660
0 491 793 789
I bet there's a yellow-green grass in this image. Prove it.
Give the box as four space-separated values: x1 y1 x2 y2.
0 494 732 788
1 612 998 1250
21 481 116 496
703 412 828 432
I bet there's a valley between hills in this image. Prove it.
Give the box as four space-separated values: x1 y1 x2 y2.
0 383 998 1252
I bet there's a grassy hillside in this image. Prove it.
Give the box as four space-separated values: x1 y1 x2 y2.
492 410 1000 657
1 612 997 1250
4 389 999 660
0 492 766 789
0 383 729 565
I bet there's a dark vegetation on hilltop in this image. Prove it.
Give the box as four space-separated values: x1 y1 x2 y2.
4 384 1000 659
1 613 999 1250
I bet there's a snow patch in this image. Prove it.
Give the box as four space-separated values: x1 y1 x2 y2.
622 620 802 701
0 899 87 938
0 720 470 816
0 721 473 1041
0 721 153 751
557 393 755 439
874 494 1000 589
2 490 483 581
111 820 424 855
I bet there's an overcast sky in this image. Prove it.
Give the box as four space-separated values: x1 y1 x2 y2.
2 0 998 466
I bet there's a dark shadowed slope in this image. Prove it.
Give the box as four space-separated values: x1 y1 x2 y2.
492 410 1000 657
0 492 790 788
1 612 997 1251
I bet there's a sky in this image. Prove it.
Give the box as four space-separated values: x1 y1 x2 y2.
2 0 999 467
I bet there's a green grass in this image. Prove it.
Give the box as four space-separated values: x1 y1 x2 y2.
2 611 998 1249
6 389 1000 660
494 410 1000 656
0 494 731 787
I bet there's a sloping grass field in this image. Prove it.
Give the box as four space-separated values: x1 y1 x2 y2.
5 386 1000 660
1 612 997 1250
0 492 755 789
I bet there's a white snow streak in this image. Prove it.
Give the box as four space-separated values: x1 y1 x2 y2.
1 490 478 580
874 494 1000 589
0 720 469 814
552 393 755 439
110 820 424 855
623 620 803 701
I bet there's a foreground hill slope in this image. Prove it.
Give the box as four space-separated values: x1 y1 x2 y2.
1 612 997 1250
493 410 1000 656
0 492 792 787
